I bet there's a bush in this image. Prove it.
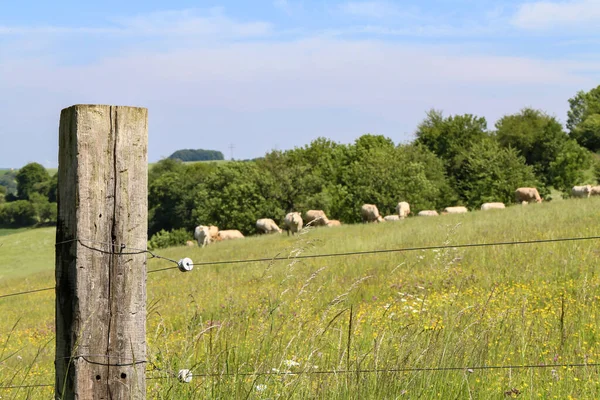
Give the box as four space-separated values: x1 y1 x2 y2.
0 200 37 227
148 228 191 250
168 149 225 162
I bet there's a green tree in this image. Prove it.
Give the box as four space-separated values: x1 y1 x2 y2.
193 162 284 234
0 186 5 204
570 114 600 153
415 110 488 163
495 108 591 193
547 139 592 193
16 162 50 200
337 140 454 222
455 139 539 207
168 149 225 162
0 200 37 227
567 86 600 152
0 170 17 196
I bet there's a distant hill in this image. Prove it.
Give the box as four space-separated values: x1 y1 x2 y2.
168 149 224 162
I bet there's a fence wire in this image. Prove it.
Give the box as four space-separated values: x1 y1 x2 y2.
3 361 600 390
2 234 600 299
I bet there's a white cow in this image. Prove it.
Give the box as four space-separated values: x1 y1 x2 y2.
418 210 439 217
572 185 592 198
515 187 542 204
395 201 411 218
217 230 245 241
284 212 303 235
481 202 505 211
361 204 384 223
384 215 401 221
256 218 282 234
208 225 219 241
194 225 211 247
591 186 600 196
443 206 468 214
304 210 329 227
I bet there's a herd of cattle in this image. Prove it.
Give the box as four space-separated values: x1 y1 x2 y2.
190 186 595 247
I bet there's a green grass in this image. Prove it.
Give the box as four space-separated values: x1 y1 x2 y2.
0 228 29 237
0 227 55 279
3 199 600 398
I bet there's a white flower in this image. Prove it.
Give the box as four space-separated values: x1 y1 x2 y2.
400 298 407 302
255 384 267 392
271 368 280 373
383 303 391 310
284 360 300 368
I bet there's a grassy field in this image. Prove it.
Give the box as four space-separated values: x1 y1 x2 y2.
2 199 600 398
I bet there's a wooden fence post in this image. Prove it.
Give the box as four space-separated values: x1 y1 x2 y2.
55 104 148 399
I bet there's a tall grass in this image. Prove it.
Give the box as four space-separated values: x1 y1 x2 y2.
2 199 600 398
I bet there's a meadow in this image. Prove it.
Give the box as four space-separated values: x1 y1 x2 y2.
1 198 600 398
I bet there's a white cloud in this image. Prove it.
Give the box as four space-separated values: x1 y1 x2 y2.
0 9 272 39
1 7 599 165
512 0 600 29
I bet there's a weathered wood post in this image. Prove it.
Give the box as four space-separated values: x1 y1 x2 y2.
55 105 148 399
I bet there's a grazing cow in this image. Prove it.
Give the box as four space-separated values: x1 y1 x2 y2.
361 204 384 223
591 186 600 196
217 230 245 241
305 210 330 227
443 206 468 214
208 225 219 241
515 187 542 204
194 225 211 247
418 210 439 217
481 202 505 211
327 219 342 227
186 240 195 247
256 218 282 234
572 185 592 198
384 215 401 221
284 212 303 235
395 202 411 218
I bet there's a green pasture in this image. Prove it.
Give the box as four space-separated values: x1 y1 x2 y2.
2 199 600 398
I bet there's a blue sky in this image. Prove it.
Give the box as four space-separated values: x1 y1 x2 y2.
1 0 599 167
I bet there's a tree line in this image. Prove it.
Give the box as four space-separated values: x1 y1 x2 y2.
0 163 57 227
1 85 600 236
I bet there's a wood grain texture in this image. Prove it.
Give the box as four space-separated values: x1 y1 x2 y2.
55 104 148 399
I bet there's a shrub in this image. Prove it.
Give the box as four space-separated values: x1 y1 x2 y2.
148 228 191 250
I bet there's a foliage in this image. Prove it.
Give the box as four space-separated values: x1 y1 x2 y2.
0 170 17 196
0 185 5 204
547 139 592 193
193 162 285 234
568 85 600 152
414 110 489 173
148 160 219 236
336 141 454 222
29 193 57 225
0 200 37 227
570 114 600 153
414 110 491 204
15 162 50 201
168 148 225 162
147 228 191 250
494 108 590 193
454 139 539 208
